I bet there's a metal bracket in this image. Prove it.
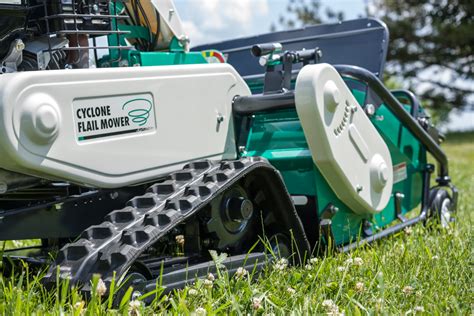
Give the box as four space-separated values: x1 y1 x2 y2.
394 192 407 222
319 203 339 252
1 39 24 74
362 219 373 237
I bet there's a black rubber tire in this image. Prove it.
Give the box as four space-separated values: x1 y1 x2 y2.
427 188 454 228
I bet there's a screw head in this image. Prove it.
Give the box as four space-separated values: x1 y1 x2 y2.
365 104 376 116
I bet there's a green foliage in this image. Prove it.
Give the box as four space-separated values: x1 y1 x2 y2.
277 0 473 120
272 0 344 31
0 134 472 314
373 0 474 120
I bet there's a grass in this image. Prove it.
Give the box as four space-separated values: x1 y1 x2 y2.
0 132 472 315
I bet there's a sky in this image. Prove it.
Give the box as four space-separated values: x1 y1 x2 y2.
172 0 472 131
173 0 367 46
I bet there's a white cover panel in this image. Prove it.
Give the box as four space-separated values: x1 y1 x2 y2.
0 64 249 188
295 64 393 214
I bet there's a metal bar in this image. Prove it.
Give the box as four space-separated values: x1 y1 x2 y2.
48 46 132 51
334 65 449 179
141 252 268 301
51 30 129 35
39 13 128 20
340 214 426 252
391 89 420 118
233 91 295 115
0 190 100 217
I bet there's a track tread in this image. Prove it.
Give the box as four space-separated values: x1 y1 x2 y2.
46 158 268 288
44 157 308 291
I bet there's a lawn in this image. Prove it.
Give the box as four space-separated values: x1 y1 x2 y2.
0 133 472 315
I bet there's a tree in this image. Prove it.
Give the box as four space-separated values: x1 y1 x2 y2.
277 0 474 121
272 0 344 31
371 0 473 121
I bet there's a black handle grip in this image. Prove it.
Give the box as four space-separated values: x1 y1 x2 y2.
251 43 282 57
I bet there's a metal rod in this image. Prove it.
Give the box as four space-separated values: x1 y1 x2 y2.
233 91 295 115
340 213 426 252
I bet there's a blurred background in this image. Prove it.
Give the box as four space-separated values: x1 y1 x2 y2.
174 0 473 133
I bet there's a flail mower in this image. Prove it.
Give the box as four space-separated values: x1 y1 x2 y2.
0 0 458 298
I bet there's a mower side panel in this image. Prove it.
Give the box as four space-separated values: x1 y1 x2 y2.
0 64 249 188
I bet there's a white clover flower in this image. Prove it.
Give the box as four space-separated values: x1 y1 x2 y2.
404 226 413 235
431 255 439 260
128 300 142 316
322 299 334 309
206 273 215 281
344 258 353 266
188 288 198 296
235 267 248 279
322 299 341 315
96 278 107 297
353 257 363 266
203 279 213 289
337 266 346 272
194 307 207 316
309 257 319 265
354 282 364 292
402 285 414 295
273 258 289 271
414 306 425 312
416 290 423 298
252 297 262 310
305 264 313 270
287 287 296 295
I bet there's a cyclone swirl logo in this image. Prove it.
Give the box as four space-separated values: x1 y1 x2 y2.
122 98 153 126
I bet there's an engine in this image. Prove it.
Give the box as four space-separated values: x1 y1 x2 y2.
0 0 116 73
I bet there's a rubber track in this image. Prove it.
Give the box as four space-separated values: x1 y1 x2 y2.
44 157 278 290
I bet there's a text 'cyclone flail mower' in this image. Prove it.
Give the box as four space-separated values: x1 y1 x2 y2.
0 0 458 299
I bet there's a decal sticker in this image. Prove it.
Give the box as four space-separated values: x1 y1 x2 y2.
393 162 407 184
73 94 155 142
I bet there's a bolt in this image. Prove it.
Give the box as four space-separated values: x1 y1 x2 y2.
109 192 119 200
92 4 99 12
395 192 405 199
365 104 376 116
238 146 246 154
202 238 211 247
356 185 363 193
15 39 25 52
217 114 224 123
